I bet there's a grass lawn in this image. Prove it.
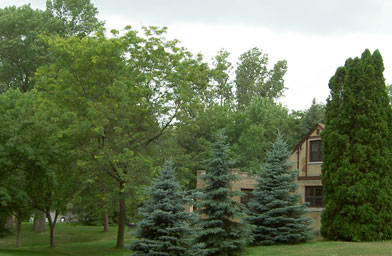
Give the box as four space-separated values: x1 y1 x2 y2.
0 223 132 256
3 224 392 256
245 238 392 256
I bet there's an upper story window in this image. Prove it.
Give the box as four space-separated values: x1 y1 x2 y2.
309 140 322 162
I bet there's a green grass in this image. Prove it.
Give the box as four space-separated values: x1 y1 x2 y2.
244 239 392 256
0 223 132 256
3 224 392 256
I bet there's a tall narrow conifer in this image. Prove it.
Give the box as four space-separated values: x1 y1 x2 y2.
321 49 392 241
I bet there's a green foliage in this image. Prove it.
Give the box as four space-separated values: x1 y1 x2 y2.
0 5 51 92
130 161 195 256
46 0 104 37
233 98 296 173
0 1 103 93
0 89 76 247
246 133 313 245
209 49 234 107
196 134 252 256
321 49 392 241
34 26 210 248
290 98 325 142
170 104 234 189
235 47 287 110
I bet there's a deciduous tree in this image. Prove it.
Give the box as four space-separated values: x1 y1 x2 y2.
35 26 209 248
235 47 287 110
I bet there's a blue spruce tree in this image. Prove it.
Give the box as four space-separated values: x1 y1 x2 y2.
196 133 252 256
246 133 313 245
130 160 195 255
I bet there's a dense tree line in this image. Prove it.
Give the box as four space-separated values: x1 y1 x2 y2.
132 133 312 255
0 0 324 250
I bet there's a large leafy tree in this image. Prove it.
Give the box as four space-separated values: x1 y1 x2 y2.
130 161 195 255
0 1 102 93
235 47 287 110
246 133 312 245
46 0 103 37
196 133 252 256
1 172 31 247
167 48 293 189
233 98 295 173
0 2 103 236
208 49 234 107
0 5 51 92
321 49 392 241
35 26 209 248
0 89 75 247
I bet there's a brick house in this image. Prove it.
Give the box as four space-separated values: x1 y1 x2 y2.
196 123 325 230
289 123 324 230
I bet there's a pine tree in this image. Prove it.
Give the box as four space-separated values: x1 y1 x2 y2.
130 160 194 255
321 49 392 241
246 133 313 245
196 133 252 256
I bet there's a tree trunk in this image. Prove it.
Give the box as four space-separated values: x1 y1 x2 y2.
38 211 46 232
46 211 58 248
33 211 46 233
115 181 126 249
103 210 109 232
33 215 38 231
5 216 14 231
16 216 22 247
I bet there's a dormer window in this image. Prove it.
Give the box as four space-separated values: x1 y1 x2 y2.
310 140 322 162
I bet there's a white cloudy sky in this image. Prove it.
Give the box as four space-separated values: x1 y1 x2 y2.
2 0 392 111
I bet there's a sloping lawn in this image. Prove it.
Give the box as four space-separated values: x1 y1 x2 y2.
0 223 132 256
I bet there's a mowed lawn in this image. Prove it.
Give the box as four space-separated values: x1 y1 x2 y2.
0 223 132 256
245 237 392 256
2 224 392 256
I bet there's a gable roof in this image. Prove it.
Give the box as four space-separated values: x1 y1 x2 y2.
292 123 325 153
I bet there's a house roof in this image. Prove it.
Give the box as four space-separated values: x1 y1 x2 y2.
292 123 325 153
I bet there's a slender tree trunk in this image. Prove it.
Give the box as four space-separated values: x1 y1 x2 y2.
33 210 46 232
16 216 22 247
5 216 14 231
103 210 109 232
46 211 58 248
115 181 126 249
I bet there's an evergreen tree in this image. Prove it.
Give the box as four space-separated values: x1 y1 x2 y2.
321 49 392 241
300 99 325 137
130 160 194 255
246 133 313 245
196 133 252 256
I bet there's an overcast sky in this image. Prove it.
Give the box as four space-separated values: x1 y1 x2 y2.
2 0 392 111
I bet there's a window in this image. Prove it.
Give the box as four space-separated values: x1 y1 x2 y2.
305 186 323 207
241 189 254 206
310 140 322 162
